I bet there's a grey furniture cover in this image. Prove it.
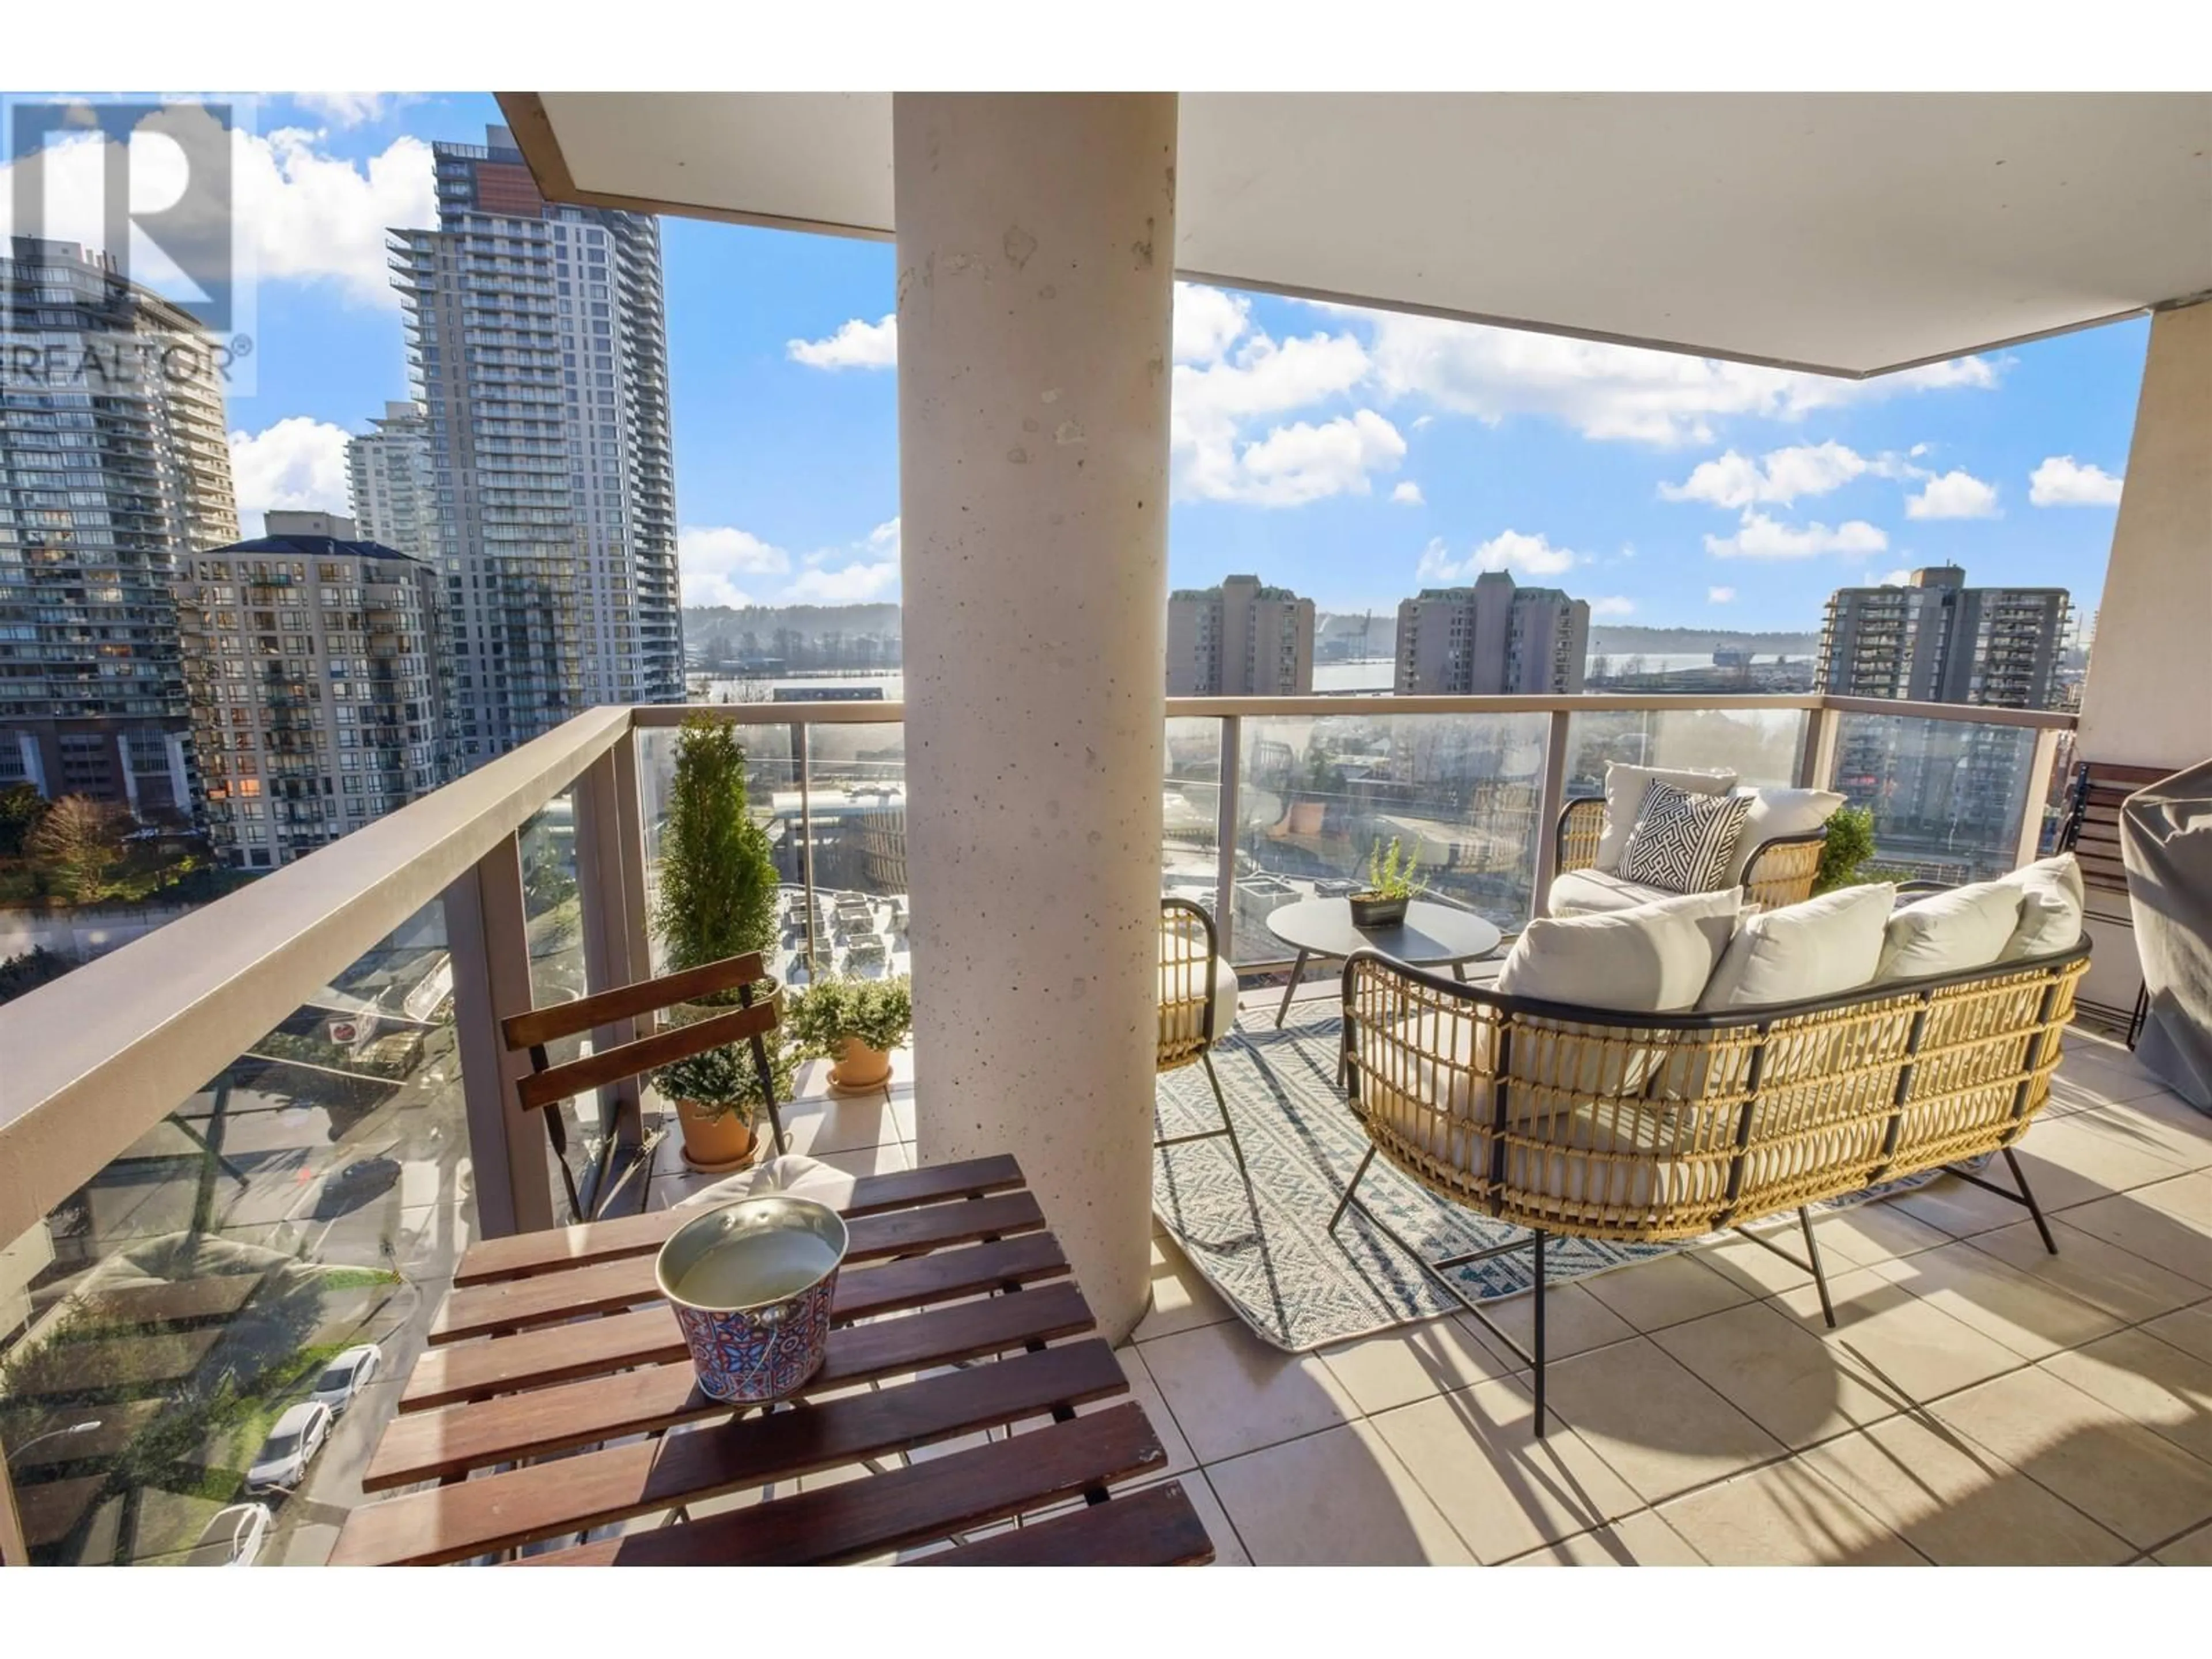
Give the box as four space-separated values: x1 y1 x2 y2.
2121 755 2212 1112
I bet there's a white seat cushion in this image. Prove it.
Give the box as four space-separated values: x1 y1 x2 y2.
1158 952 1239 1050
1996 854 2087 960
1595 763 1737 872
1550 868 1678 916
1724 787 1846 887
1497 887 1743 1013
1875 880 2025 983
1699 883 1895 1010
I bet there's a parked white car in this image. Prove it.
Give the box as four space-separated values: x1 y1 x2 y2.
245 1401 332 1495
184 1503 272 1566
308 1343 382 1415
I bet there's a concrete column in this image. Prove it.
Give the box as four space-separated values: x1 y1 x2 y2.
895 94 1177 1340
2076 300 2212 770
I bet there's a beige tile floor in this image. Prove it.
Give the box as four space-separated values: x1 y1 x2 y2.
651 1022 2212 1566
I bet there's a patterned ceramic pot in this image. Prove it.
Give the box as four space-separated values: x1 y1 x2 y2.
655 1196 849 1404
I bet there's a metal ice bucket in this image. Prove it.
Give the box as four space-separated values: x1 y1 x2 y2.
654 1195 850 1404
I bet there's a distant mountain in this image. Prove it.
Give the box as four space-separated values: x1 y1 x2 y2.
1588 625 1820 656
685 602 901 640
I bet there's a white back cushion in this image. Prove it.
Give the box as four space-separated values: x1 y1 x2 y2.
1699 883 1895 1010
1997 854 2087 960
1596 763 1736 872
1875 881 2025 984
1723 787 1846 887
1497 887 1743 1013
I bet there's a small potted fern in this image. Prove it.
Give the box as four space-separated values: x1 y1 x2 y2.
787 974 912 1094
1349 836 1419 928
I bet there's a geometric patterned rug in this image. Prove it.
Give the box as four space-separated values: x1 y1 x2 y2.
1151 995 1962 1353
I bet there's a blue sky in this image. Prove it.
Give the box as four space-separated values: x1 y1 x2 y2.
84 91 2145 635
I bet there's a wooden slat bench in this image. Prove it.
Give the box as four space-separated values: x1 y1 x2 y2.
331 1153 1210 1568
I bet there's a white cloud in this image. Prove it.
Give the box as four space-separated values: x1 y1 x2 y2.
1875 568 1913 586
1660 441 1889 509
1419 528 1582 583
1171 321 1395 504
228 417 353 534
0 112 434 310
1707 586 1736 603
1173 282 1251 364
1905 468 2000 520
1590 596 1635 617
292 93 398 128
677 525 793 606
1188 410 1407 507
2029 454 2124 507
679 518 901 607
1175 330 1371 428
1705 510 1889 559
786 558 900 604
1360 308 1998 446
787 313 899 370
1391 481 1425 506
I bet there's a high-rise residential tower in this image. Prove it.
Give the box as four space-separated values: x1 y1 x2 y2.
1820 565 2071 873
346 400 437 565
0 237 238 821
392 125 681 763
1395 571 1589 695
1165 574 1315 695
1818 565 2069 708
179 513 450 869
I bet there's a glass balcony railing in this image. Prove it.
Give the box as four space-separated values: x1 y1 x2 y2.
1230 708 1553 953
1825 711 2061 885
0 690 2075 1562
0 899 469 1566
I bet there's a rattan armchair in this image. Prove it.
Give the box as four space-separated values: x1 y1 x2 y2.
1332 938 2089 1433
1556 794 1828 912
1157 897 1249 1178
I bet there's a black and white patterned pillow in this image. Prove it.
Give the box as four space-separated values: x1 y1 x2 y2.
1620 782 1753 895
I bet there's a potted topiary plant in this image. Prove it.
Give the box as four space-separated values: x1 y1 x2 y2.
1812 804 1877 894
1349 836 1419 928
787 974 912 1094
652 714 785 1169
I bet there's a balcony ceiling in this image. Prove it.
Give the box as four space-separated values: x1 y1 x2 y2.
502 92 2212 378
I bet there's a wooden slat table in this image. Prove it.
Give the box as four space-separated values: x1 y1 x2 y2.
331 1154 1213 1567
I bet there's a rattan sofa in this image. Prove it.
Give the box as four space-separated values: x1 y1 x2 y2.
1334 935 2090 1433
1555 794 1829 914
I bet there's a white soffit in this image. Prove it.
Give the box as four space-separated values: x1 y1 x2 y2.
518 90 2212 378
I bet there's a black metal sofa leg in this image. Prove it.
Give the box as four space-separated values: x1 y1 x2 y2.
1200 1051 1251 1180
1531 1230 1547 1438
2005 1147 2061 1256
1799 1207 1838 1330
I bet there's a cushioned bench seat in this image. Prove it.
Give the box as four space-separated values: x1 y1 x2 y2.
1548 868 1680 916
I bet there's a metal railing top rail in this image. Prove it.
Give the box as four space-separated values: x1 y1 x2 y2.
656 691 2077 728
0 706 630 1248
0 688 2078 1248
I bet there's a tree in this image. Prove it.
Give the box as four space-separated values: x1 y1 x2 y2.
0 784 48 858
26 794 128 903
653 715 780 974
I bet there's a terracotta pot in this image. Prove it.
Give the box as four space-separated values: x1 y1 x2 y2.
828 1036 894 1092
676 1097 757 1173
1287 801 1326 836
